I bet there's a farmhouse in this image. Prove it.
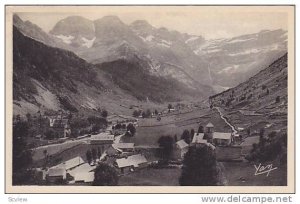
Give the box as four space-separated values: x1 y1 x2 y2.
174 140 189 159
46 168 66 184
90 133 114 145
191 133 216 150
48 116 71 138
106 146 122 156
51 156 85 171
213 132 232 146
191 133 207 146
112 143 135 152
233 132 241 143
115 154 148 174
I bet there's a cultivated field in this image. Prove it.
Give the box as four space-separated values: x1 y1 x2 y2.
124 108 232 147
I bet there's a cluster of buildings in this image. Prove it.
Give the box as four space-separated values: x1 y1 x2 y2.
37 118 147 185
91 137 148 175
174 122 240 160
35 156 95 184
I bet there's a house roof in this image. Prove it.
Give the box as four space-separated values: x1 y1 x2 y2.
213 132 232 140
206 122 214 128
115 154 147 168
176 140 189 149
51 156 84 170
90 133 114 141
47 168 66 177
112 143 135 149
74 172 94 183
192 133 207 144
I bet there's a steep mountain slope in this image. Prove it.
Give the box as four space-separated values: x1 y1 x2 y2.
13 14 70 50
50 16 213 89
210 53 287 112
15 14 287 93
189 30 287 88
13 25 107 114
13 26 206 115
96 59 212 103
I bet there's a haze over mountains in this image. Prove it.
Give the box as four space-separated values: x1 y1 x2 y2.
13 14 288 115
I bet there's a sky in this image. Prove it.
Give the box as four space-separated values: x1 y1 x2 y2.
16 6 289 39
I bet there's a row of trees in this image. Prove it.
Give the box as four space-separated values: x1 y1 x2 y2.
178 126 204 144
86 147 103 164
132 109 159 118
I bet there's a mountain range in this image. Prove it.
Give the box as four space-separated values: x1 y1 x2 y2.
14 14 287 91
12 14 288 115
13 25 207 115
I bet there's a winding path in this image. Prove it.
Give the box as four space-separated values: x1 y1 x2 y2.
214 107 238 134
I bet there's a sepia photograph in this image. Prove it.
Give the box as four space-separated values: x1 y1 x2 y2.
5 5 295 193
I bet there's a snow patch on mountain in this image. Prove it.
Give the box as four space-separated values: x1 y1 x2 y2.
157 39 172 48
218 65 240 74
185 36 199 43
139 35 154 42
82 37 96 48
54 34 74 44
228 48 261 56
227 38 256 44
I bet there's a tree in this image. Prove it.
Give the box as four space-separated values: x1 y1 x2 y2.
93 163 118 186
97 147 102 159
92 148 97 161
146 109 151 118
181 129 191 144
115 123 122 129
45 129 56 140
132 110 141 117
247 128 251 136
91 124 101 133
179 146 218 186
198 125 204 133
127 123 136 136
101 109 108 118
174 134 178 142
259 128 266 147
157 136 174 161
26 113 32 124
86 150 92 164
43 149 48 167
121 124 126 129
13 120 33 185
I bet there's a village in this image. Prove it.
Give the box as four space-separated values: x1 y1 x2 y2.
19 102 262 186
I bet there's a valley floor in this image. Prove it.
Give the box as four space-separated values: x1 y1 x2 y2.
28 102 287 186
